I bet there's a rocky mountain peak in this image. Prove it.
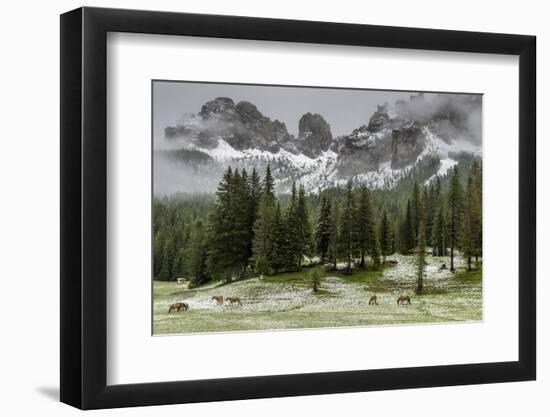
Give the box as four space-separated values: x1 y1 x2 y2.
297 113 333 157
391 122 425 169
198 97 238 122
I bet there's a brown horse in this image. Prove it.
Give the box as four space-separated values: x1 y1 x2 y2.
211 295 224 305
225 296 242 306
368 295 378 305
396 295 411 305
168 302 189 313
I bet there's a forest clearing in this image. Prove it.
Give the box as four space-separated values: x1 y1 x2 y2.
153 253 482 335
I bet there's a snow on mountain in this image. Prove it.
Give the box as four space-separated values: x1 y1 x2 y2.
158 93 481 194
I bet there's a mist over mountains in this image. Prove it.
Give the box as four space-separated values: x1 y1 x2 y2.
154 92 482 195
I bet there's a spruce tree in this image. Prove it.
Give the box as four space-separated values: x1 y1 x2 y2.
379 209 394 263
411 181 421 242
263 163 275 198
296 184 314 264
186 220 209 285
471 160 483 262
431 204 447 257
251 169 277 275
271 202 289 273
339 180 357 273
448 165 463 272
415 220 426 291
315 195 332 264
207 167 251 281
327 201 340 270
399 200 415 254
286 182 301 270
460 174 481 271
153 231 165 279
246 167 262 262
356 185 376 269
231 169 252 275
159 237 175 281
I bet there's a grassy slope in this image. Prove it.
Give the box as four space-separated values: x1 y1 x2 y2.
153 255 482 335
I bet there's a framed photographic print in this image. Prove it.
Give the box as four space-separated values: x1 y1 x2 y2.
60 6 536 409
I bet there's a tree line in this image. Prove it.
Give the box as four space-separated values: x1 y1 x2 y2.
153 158 482 289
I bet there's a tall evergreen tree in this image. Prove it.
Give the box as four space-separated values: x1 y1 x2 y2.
315 195 332 264
471 161 483 262
159 237 175 281
327 201 340 270
431 204 447 256
207 167 251 281
186 220 209 285
399 200 415 254
339 180 357 273
251 168 277 275
286 182 301 270
411 181 421 242
263 163 275 198
415 219 426 291
270 202 289 273
460 173 481 271
296 184 314 264
356 185 377 269
447 165 463 272
245 167 263 262
379 209 394 263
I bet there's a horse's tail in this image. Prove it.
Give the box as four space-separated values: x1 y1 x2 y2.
167 306 172 314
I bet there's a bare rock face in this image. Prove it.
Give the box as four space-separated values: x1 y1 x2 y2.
391 123 425 169
167 97 292 153
198 97 239 123
297 113 333 157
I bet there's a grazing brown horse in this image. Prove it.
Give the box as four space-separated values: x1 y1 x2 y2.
211 295 224 305
368 295 378 305
225 296 242 306
168 302 189 313
396 295 411 305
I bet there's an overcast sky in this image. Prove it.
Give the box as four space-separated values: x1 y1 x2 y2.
153 81 419 139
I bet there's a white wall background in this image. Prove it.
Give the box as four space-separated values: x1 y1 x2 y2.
0 0 545 415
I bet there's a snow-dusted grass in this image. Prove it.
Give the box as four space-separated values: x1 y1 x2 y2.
153 254 482 335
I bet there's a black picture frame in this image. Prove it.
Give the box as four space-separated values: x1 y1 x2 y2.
60 6 536 410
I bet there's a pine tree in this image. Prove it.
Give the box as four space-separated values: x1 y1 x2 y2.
286 182 301 270
186 220 209 285
296 184 314 264
315 195 332 264
153 231 165 279
159 237 175 281
431 204 447 257
460 173 482 271
415 220 427 291
411 181 421 242
245 167 262 262
471 161 483 263
251 169 277 275
339 180 357 273
356 185 376 269
399 200 415 254
207 167 252 281
448 165 463 272
263 163 275 198
270 202 289 273
327 201 340 270
379 209 394 263
231 169 252 275
423 185 433 245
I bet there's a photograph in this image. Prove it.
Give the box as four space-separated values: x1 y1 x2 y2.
152 81 483 335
